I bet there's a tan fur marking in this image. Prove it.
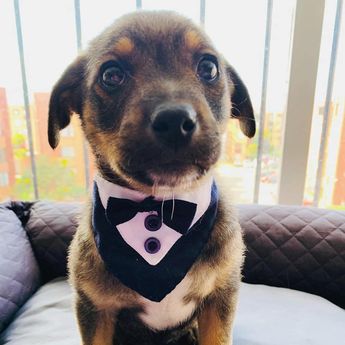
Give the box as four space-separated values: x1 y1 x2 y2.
92 312 115 345
184 30 202 50
198 305 226 345
113 37 134 55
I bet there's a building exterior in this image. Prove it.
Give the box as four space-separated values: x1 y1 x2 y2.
33 92 59 157
0 88 15 200
33 92 94 196
333 106 345 205
8 104 31 178
33 92 93 184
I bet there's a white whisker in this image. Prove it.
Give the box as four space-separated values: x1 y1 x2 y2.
161 190 166 221
171 189 175 221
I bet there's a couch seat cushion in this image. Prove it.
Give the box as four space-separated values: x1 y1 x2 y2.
0 279 80 345
1 279 344 344
233 283 345 344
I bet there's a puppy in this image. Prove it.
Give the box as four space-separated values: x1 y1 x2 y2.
48 11 255 345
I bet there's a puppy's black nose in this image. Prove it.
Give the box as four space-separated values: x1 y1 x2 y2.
152 104 197 145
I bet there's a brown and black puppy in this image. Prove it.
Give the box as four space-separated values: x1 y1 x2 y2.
48 11 255 345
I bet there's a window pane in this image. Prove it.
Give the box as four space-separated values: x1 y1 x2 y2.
142 0 200 23
19 0 87 201
0 0 34 201
206 0 295 204
80 0 136 46
258 0 295 204
205 0 266 203
3 1 338 206
331 2 345 208
304 0 345 209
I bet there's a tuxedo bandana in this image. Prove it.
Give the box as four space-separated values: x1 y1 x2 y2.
92 175 219 302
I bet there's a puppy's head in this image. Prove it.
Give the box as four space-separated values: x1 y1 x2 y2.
48 11 255 192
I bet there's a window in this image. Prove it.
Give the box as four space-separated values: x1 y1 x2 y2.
0 0 343 209
61 147 75 158
0 172 9 187
60 125 75 137
0 148 6 163
304 0 345 208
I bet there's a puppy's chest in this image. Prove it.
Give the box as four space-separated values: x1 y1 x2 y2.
138 275 197 331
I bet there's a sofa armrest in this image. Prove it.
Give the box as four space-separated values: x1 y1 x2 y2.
238 205 345 308
0 202 40 332
24 201 82 283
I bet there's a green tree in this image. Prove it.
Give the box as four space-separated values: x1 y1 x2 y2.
12 133 28 159
245 142 258 160
14 155 86 201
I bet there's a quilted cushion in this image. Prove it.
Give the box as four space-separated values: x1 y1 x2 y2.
0 203 40 333
24 201 82 283
240 205 345 308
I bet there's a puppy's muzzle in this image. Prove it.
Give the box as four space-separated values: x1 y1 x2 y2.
151 103 197 147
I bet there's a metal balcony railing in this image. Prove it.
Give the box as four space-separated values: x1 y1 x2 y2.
3 0 345 206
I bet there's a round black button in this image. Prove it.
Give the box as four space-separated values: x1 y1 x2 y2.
144 237 161 254
144 214 162 231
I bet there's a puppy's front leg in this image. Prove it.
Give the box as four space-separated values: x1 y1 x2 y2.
76 292 115 345
198 290 238 345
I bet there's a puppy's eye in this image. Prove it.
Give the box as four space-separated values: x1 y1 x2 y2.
197 57 219 82
101 63 126 88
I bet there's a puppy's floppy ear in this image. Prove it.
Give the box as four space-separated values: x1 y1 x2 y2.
48 56 86 149
226 65 256 138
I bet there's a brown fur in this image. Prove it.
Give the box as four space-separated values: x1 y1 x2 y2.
113 37 135 56
48 11 255 345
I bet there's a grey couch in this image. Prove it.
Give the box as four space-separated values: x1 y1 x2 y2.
0 201 344 344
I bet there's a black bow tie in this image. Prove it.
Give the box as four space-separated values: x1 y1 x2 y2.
105 196 197 234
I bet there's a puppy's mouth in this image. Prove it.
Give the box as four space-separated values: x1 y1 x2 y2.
118 159 209 188
148 161 208 186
